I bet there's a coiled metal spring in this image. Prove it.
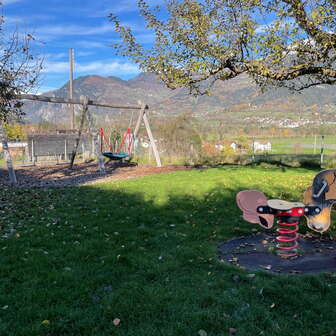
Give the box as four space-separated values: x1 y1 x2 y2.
276 217 299 258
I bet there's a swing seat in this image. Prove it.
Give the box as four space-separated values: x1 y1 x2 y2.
102 152 131 160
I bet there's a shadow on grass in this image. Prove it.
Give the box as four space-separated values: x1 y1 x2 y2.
0 173 334 336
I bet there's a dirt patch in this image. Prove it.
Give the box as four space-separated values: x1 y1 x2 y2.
218 233 336 274
0 162 191 188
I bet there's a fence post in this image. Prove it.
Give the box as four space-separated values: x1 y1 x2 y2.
31 139 36 165
252 137 255 163
64 139 67 161
82 142 86 162
0 121 17 184
22 146 26 165
320 135 325 168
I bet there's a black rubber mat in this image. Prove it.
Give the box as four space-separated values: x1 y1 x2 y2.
218 234 336 274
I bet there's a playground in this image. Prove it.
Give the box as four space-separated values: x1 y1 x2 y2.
0 34 334 336
1 89 336 336
1 166 336 336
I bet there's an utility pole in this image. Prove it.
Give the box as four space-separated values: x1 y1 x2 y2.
69 48 75 129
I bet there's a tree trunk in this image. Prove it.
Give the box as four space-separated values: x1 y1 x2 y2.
0 122 17 184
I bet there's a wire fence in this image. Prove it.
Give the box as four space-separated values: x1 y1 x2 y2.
0 133 93 167
1 134 336 169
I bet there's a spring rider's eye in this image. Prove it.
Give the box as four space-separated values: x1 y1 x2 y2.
304 206 321 216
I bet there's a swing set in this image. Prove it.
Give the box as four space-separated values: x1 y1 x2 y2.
2 94 162 184
100 106 155 161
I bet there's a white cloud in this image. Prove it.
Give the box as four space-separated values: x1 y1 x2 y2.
75 41 110 49
91 0 165 16
2 0 22 4
44 52 68 60
37 23 116 40
77 51 95 57
33 86 57 95
43 60 140 76
3 15 24 24
74 31 154 50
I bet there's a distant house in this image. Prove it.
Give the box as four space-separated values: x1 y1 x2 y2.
215 141 241 153
230 142 238 152
215 144 224 151
253 141 272 153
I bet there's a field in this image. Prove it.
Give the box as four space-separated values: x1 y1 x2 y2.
269 136 336 155
1 167 336 335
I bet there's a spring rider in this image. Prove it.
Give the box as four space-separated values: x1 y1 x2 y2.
236 169 336 258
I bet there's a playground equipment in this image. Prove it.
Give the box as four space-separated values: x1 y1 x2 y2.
236 169 336 258
2 94 162 184
100 107 135 161
100 127 133 161
99 103 161 163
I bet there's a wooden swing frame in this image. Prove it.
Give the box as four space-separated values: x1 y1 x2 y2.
3 94 162 184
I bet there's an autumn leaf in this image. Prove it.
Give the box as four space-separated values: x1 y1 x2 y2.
112 318 121 326
247 274 256 278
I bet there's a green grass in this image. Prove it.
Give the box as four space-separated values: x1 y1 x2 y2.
1 167 336 335
263 136 336 155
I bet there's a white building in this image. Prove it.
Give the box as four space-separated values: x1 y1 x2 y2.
253 141 272 153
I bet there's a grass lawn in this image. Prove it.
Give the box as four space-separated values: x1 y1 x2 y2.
265 136 336 155
1 167 336 336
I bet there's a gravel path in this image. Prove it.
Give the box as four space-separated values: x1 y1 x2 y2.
0 162 190 188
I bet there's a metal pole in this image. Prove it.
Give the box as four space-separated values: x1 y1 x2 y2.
69 48 75 129
64 139 67 161
252 137 255 162
320 135 325 168
31 139 35 165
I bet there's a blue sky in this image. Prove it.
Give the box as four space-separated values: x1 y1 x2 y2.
2 0 161 93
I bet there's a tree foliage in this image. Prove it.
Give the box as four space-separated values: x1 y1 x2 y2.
157 112 202 161
110 0 336 95
4 122 26 140
0 5 42 122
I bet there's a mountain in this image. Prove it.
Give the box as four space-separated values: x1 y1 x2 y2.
22 72 336 123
